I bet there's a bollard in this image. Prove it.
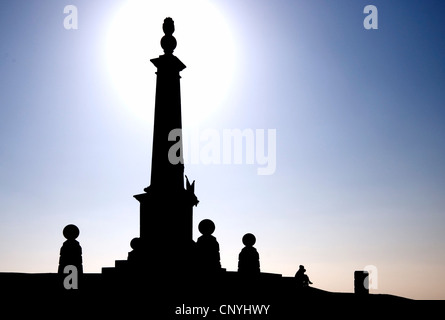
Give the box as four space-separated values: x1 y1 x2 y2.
354 271 369 295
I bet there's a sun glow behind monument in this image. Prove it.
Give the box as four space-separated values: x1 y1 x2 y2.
105 0 237 126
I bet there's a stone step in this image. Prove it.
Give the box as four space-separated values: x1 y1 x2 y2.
115 260 129 269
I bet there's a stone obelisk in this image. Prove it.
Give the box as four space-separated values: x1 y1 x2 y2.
133 18 198 273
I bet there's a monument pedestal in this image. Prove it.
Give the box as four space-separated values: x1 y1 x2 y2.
134 186 197 274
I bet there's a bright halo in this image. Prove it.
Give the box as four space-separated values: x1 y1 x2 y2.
105 0 236 126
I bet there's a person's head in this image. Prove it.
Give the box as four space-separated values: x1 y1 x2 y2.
299 265 306 273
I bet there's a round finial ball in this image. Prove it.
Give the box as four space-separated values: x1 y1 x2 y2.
63 224 80 240
130 237 141 250
198 219 215 235
161 35 177 54
242 233 256 247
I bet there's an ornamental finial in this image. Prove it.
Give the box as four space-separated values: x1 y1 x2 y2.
161 17 177 54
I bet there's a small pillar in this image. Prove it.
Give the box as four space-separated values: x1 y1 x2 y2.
354 270 369 295
238 233 260 275
128 237 142 266
58 224 83 274
196 219 221 274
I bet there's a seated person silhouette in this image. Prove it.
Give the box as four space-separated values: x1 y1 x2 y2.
196 219 221 273
295 265 312 287
238 233 260 275
58 224 83 274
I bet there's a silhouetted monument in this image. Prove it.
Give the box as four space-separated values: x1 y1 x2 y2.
58 224 83 274
130 17 199 275
238 233 260 275
196 219 222 274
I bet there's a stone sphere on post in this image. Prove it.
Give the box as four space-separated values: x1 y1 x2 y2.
161 17 177 54
242 233 256 247
198 219 215 236
63 224 80 240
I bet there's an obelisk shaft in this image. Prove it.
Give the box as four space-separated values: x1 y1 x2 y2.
150 54 186 191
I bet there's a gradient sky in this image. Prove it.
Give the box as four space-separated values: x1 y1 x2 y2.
1 0 445 300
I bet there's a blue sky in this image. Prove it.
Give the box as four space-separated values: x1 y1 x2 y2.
1 0 445 299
